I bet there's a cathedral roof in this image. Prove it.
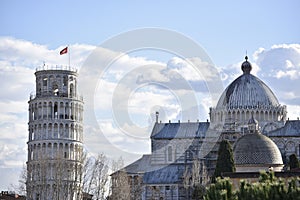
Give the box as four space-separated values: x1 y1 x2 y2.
120 155 154 174
234 133 283 165
151 122 209 139
267 120 300 137
143 165 185 184
216 57 279 109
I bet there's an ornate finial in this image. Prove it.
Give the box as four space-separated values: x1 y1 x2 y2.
241 54 252 74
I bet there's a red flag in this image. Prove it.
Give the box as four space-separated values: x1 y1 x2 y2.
60 47 68 55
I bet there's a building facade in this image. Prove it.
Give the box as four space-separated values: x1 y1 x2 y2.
111 57 300 200
26 66 84 200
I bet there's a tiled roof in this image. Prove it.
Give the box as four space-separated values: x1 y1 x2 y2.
234 133 283 165
122 155 152 174
143 164 185 184
267 120 300 137
151 122 209 139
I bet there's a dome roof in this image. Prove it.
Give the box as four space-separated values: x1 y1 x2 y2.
234 133 283 165
216 57 279 109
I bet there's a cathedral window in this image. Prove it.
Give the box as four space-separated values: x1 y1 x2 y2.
167 146 172 162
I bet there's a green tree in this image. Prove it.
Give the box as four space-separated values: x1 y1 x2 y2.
289 154 300 170
205 171 300 200
205 177 235 200
236 171 300 200
214 140 235 178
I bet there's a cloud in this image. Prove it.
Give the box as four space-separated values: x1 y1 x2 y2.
253 44 300 79
250 44 300 110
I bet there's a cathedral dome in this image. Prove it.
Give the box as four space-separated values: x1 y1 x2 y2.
234 133 283 165
216 57 279 109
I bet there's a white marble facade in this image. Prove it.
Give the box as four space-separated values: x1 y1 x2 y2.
26 67 84 200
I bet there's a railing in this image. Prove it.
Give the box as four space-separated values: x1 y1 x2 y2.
35 65 77 72
29 91 83 101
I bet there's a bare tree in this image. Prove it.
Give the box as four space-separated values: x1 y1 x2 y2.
109 157 131 200
9 164 27 196
183 159 206 199
82 153 110 200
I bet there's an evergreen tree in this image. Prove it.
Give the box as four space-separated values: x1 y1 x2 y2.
205 171 300 200
205 177 235 200
289 154 300 170
214 140 236 178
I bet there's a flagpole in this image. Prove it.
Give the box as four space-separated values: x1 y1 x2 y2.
68 45 70 69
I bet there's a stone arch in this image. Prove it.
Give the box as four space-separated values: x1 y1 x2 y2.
47 143 52 158
43 123 47 138
286 141 296 153
52 82 59 96
70 124 74 139
38 124 42 139
43 102 47 119
63 75 68 87
48 102 53 119
38 102 42 119
59 123 64 138
70 144 74 159
65 124 69 139
64 143 69 159
65 102 69 119
75 124 78 140
54 102 58 119
59 102 64 119
54 123 58 138
260 110 264 121
70 83 74 98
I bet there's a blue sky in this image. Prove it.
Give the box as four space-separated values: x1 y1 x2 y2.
1 1 299 66
0 0 300 191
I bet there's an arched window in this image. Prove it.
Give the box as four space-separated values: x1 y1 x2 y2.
63 76 68 86
70 83 74 97
167 146 172 162
52 83 59 96
54 103 58 119
43 77 48 87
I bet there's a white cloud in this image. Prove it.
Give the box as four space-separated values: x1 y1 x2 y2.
253 44 300 79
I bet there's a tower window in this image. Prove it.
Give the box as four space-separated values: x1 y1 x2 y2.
43 78 47 87
70 84 74 97
53 83 59 96
54 103 58 119
63 76 68 86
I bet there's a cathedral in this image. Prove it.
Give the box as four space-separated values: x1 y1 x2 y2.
111 56 300 199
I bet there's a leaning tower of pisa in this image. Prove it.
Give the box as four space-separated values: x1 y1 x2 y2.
26 66 84 200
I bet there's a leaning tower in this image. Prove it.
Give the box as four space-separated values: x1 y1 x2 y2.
26 66 84 200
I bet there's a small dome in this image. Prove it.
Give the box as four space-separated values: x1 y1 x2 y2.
234 133 283 165
216 57 279 109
